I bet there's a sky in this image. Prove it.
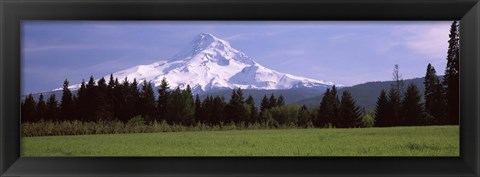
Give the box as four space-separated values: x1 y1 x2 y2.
22 21 453 95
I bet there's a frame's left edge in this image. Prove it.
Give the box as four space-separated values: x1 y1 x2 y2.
0 1 21 176
0 0 4 175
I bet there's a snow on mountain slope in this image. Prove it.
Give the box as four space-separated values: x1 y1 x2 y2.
56 33 336 93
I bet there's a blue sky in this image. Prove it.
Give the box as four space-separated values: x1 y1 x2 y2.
22 21 452 94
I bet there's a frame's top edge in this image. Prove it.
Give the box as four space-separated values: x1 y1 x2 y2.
2 0 479 3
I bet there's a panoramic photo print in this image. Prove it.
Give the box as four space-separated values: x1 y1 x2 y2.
21 21 459 156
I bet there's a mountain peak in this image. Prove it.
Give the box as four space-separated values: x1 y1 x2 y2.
170 33 223 61
197 32 217 40
169 33 254 65
191 32 231 49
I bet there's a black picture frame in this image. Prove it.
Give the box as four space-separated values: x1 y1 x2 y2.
1 0 479 176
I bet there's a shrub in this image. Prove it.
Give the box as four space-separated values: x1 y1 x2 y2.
361 111 376 128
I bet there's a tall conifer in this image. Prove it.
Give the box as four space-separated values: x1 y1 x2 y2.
60 79 75 121
297 105 311 128
245 95 258 123
338 91 362 128
260 94 269 122
157 77 170 121
374 89 389 127
36 94 47 121
443 21 460 124
424 64 447 124
386 87 401 126
76 79 87 121
400 83 424 126
194 94 202 123
268 94 277 109
316 88 331 127
276 95 285 107
21 94 36 122
45 94 59 121
95 77 113 120
140 80 156 122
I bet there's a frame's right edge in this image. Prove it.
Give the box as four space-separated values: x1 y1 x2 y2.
460 1 480 176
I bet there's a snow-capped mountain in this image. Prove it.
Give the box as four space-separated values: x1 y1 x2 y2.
56 33 335 93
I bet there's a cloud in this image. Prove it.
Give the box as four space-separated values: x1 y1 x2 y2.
23 43 151 54
394 22 450 61
24 44 99 53
258 49 311 66
23 55 157 94
223 31 288 41
328 33 354 41
223 33 250 41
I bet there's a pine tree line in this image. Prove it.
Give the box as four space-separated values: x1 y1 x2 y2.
22 76 309 126
23 75 340 128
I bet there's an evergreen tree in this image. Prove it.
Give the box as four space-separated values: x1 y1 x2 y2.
424 64 447 124
315 86 340 127
392 64 405 96
166 87 181 124
157 77 170 121
128 79 142 119
95 77 113 120
276 95 285 107
76 80 87 121
338 91 362 128
211 96 226 124
204 95 226 125
424 64 437 118
194 94 202 123
226 88 247 123
297 105 311 128
60 79 75 121
201 96 212 124
330 85 341 127
182 85 195 124
116 77 131 122
166 87 195 125
374 89 389 127
400 83 425 126
316 88 331 127
106 74 116 119
36 94 47 121
45 94 59 121
386 87 401 126
433 82 448 124
186 85 192 95
113 78 127 122
140 80 156 122
443 21 460 124
245 95 259 123
260 94 270 122
21 94 36 122
85 76 97 121
108 74 115 90
237 88 248 123
268 94 277 109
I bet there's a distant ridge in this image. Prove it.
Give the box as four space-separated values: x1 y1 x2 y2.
293 77 439 111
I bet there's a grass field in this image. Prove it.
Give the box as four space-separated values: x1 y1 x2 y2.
21 125 458 156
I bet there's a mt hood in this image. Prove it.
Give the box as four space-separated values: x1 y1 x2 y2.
61 33 335 93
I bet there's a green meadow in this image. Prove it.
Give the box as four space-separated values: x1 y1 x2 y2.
21 125 458 156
